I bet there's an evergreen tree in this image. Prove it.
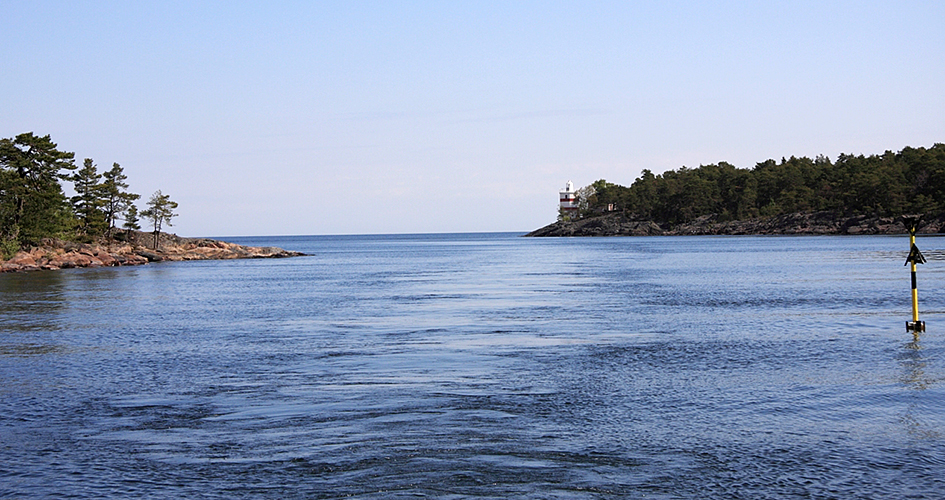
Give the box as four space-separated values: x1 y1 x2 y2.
71 158 107 236
101 162 139 236
140 190 178 249
0 133 76 245
123 204 141 231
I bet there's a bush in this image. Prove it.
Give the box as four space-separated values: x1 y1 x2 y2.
1 238 20 260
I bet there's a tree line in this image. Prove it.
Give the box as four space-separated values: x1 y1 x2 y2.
1 132 179 257
570 143 945 226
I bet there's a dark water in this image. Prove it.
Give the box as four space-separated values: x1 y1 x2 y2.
2 233 944 498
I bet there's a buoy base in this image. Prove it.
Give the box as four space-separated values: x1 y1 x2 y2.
907 321 926 332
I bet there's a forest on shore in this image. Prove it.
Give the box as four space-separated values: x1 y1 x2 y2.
567 143 945 227
0 132 178 258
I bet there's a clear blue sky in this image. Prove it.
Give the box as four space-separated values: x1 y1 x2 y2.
3 1 943 236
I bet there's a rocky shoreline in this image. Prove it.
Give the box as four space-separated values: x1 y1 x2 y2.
0 230 305 273
526 211 945 237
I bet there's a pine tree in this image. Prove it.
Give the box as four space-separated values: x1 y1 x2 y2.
123 204 141 231
0 133 76 245
101 163 139 237
71 158 107 236
140 190 178 249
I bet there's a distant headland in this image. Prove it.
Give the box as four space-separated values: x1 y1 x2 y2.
528 143 945 237
0 132 303 272
0 230 304 273
526 211 945 237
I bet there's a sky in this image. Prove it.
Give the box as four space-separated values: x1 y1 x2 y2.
2 1 944 236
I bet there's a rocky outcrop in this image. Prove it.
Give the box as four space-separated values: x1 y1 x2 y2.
1 230 304 273
526 212 945 237
526 213 664 237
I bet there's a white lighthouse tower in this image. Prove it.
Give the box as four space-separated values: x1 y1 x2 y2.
559 180 578 216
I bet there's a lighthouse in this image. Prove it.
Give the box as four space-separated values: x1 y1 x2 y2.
559 180 578 214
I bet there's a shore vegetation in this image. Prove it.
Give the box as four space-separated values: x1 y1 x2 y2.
570 144 945 227
0 132 175 258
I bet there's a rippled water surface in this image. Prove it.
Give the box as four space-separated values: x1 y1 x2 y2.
2 233 944 498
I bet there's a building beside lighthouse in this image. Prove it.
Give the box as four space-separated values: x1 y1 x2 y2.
559 180 578 217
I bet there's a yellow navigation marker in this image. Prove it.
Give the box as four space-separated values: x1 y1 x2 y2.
902 215 926 333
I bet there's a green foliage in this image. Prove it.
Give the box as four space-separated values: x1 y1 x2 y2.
0 132 153 250
101 162 139 236
0 133 76 245
0 237 19 260
557 207 572 222
140 190 178 249
123 204 141 231
577 144 945 225
71 158 108 235
68 159 141 238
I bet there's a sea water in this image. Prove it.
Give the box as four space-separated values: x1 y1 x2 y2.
1 233 943 498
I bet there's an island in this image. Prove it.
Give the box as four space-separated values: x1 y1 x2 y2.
527 211 945 237
1 230 304 273
528 143 945 237
1 132 304 272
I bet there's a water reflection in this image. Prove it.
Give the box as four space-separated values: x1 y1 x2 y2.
0 343 68 357
896 334 943 441
899 335 929 390
0 271 67 332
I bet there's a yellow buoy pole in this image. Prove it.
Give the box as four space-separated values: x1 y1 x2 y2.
910 231 920 324
903 215 926 333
